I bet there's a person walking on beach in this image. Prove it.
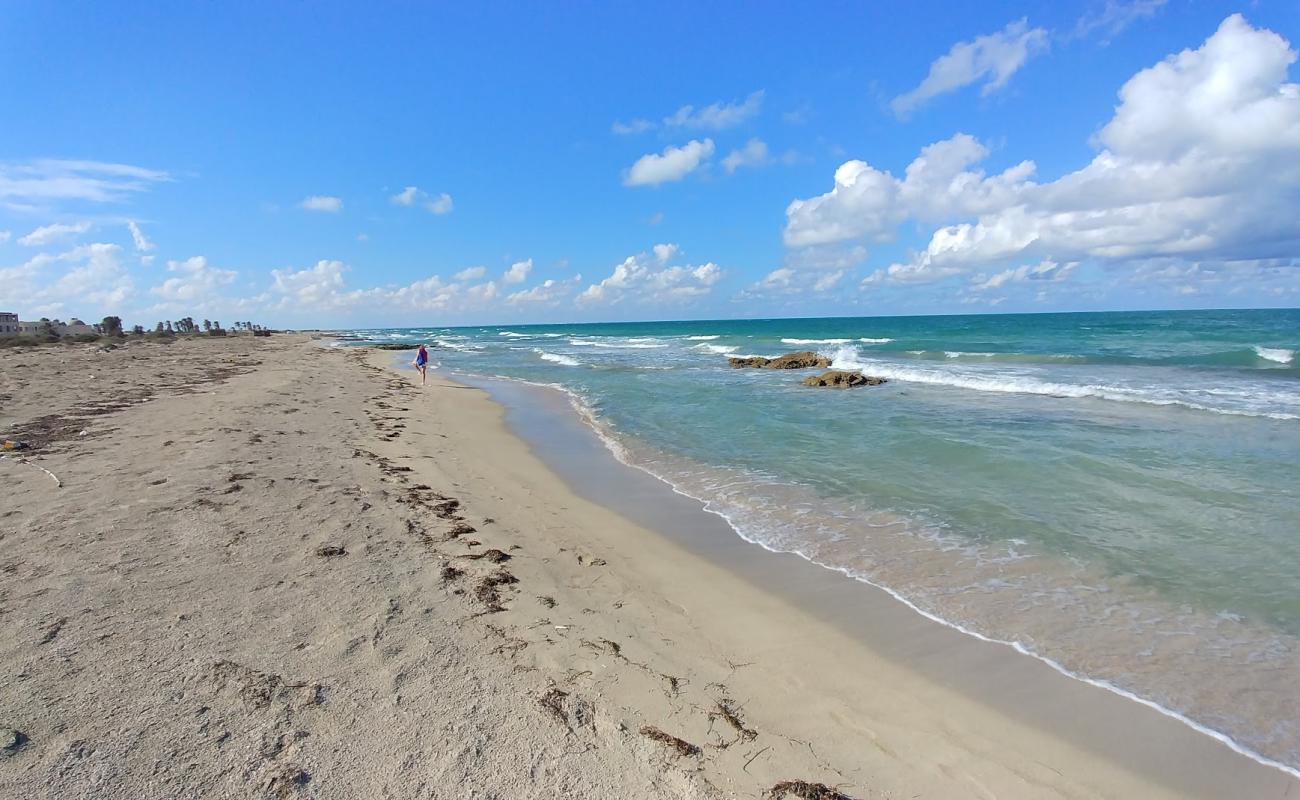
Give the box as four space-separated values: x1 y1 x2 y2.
413 344 429 385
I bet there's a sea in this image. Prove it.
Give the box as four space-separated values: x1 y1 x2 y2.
337 308 1300 775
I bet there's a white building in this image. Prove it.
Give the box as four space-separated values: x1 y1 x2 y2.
63 318 96 336
0 312 18 336
12 318 98 337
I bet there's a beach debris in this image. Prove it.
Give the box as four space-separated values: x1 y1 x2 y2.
539 686 597 732
462 548 510 563
313 544 347 558
0 728 28 756
37 616 67 645
1 440 29 451
729 351 831 370
766 781 855 800
474 569 519 612
0 457 62 488
539 687 569 722
440 564 466 582
206 660 323 712
712 698 757 740
801 370 887 388
639 725 701 757
431 498 461 518
445 522 477 540
536 595 557 608
264 763 311 798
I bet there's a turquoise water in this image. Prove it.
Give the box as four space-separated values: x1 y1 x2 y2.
341 309 1300 771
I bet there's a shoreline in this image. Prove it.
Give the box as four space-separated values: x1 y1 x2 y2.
469 372 1300 784
3 334 1294 798
431 363 1300 796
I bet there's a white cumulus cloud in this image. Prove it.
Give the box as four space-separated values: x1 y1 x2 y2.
150 256 238 303
892 19 1049 117
455 266 487 281
624 139 715 187
969 259 1077 291
503 258 533 284
301 195 343 213
722 139 771 173
427 192 454 215
506 277 580 306
391 186 453 214
577 250 722 305
612 118 654 135
664 90 764 129
391 186 420 205
19 221 92 247
653 243 679 263
791 14 1300 293
1 242 134 315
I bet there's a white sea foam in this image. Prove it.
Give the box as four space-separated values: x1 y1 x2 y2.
686 335 721 340
859 337 894 343
695 343 738 354
831 346 1300 420
1255 346 1295 364
534 349 580 366
435 338 476 352
782 337 852 345
568 338 668 349
499 331 530 338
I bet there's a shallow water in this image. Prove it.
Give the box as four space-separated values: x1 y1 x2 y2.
347 308 1300 771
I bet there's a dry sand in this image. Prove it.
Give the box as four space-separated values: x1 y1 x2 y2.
1 334 1295 799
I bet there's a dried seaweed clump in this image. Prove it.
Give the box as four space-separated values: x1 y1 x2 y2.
463 548 510 563
539 687 569 722
639 725 701 757
713 698 757 740
474 569 519 612
766 780 855 800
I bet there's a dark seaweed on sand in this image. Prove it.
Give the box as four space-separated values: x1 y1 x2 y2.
766 780 855 800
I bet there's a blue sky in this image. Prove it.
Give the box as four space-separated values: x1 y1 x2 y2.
2 0 1299 327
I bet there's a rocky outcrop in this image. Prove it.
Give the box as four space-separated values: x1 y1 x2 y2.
802 370 887 388
728 351 831 370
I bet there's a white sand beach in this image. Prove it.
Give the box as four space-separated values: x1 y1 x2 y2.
1 334 1295 799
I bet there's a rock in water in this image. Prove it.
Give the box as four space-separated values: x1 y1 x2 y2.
767 351 833 369
728 351 832 369
802 370 887 388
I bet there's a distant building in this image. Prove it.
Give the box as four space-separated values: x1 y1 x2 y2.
4 316 102 337
63 318 96 336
